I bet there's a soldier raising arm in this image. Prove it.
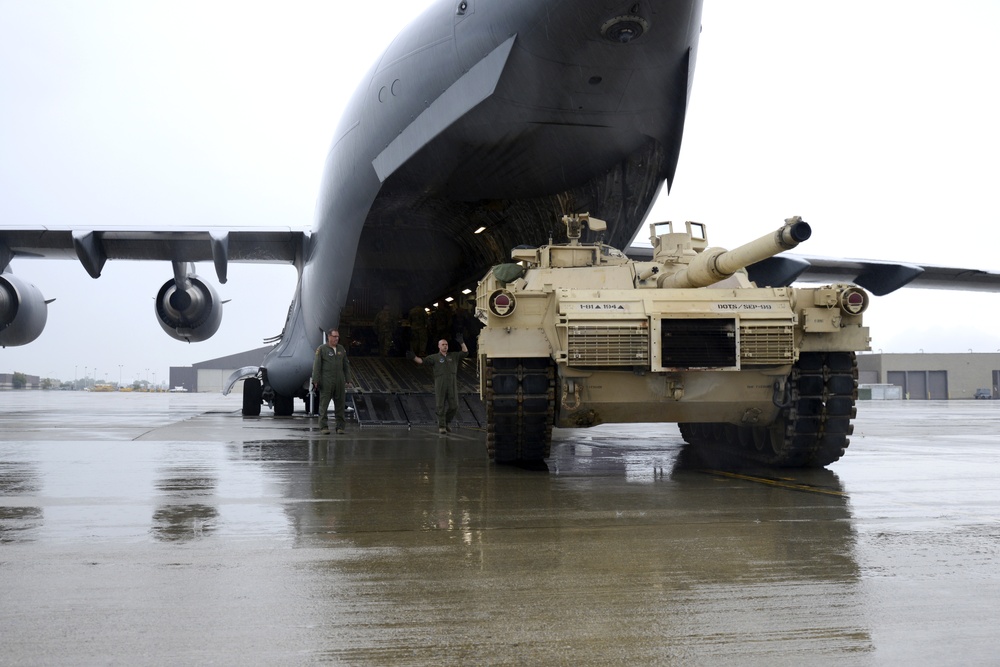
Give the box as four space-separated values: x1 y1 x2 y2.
409 334 468 434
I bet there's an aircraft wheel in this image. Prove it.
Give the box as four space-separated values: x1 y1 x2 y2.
273 392 294 417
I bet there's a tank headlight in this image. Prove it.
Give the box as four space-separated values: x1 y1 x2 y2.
488 289 516 317
839 287 869 315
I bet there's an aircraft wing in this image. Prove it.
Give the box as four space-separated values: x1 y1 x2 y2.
746 254 1000 296
625 246 1000 295
0 226 309 283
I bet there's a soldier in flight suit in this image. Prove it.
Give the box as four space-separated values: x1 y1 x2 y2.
408 335 468 434
312 329 352 434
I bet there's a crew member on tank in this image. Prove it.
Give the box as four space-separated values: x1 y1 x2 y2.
408 335 468 434
312 329 353 435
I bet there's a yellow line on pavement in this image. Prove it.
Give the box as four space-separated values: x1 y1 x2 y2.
704 469 847 497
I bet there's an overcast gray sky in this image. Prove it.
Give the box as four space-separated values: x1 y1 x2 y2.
2 0 999 384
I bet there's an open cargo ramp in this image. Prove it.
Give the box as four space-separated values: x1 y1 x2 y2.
339 357 484 429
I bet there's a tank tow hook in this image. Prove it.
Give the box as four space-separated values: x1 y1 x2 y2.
667 378 684 401
772 378 792 409
562 379 582 410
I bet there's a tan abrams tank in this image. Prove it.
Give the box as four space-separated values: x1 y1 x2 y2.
475 214 870 468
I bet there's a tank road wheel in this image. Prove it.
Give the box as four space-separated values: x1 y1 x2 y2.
242 378 262 417
679 352 858 468
485 357 556 463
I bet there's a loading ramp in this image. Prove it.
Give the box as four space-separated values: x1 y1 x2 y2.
334 356 485 429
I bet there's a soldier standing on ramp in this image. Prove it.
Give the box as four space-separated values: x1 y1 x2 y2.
408 335 468 434
312 329 353 434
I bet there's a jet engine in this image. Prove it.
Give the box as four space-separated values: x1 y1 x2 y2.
0 272 49 346
154 269 223 342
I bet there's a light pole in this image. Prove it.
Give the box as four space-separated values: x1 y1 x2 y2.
74 366 78 390
118 364 123 389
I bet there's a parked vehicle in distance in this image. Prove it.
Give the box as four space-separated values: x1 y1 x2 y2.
973 388 993 400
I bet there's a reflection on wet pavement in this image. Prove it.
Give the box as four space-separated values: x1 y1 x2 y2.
0 455 43 543
1 393 998 663
152 462 219 542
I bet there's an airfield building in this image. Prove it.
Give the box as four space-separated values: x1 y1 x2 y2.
168 346 275 394
858 352 1000 400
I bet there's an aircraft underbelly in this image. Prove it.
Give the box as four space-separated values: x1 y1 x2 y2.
386 38 693 200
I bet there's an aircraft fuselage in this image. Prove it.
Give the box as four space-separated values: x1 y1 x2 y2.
263 0 704 396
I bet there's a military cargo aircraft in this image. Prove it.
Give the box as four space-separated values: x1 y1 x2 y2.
2 0 999 416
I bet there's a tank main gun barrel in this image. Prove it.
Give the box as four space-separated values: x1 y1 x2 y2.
658 217 811 289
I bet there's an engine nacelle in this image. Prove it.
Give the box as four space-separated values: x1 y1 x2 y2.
154 275 223 342
0 273 49 346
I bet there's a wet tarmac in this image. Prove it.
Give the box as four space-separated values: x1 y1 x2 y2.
1 391 998 665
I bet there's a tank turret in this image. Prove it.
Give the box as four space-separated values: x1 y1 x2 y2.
653 217 811 289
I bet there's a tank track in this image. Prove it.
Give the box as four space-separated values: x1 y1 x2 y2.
484 357 556 463
679 351 858 468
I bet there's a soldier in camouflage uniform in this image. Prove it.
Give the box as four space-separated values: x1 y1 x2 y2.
312 329 352 434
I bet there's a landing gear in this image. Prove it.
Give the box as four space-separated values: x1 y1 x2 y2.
484 357 556 463
304 387 319 416
242 378 262 416
679 351 858 468
273 392 294 417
